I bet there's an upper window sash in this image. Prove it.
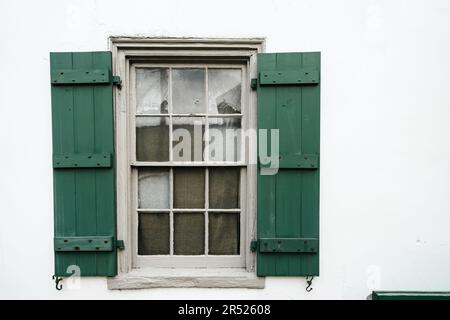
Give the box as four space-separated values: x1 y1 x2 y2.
130 63 247 166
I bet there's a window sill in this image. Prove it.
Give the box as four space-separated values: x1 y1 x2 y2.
107 267 265 290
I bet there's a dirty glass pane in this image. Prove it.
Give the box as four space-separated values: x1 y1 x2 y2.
208 69 241 114
138 169 170 209
136 117 169 161
172 68 206 114
207 117 241 162
136 68 169 114
208 213 240 255
172 117 205 162
173 168 205 208
174 213 205 255
209 167 240 209
138 213 170 255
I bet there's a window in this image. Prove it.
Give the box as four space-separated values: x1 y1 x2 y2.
50 40 320 289
131 64 246 268
112 38 264 286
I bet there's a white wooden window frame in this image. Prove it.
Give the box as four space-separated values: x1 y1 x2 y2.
109 37 265 289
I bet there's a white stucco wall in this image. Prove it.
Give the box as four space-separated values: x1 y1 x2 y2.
1 0 450 299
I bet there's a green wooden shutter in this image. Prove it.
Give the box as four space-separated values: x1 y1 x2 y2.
50 51 118 277
256 52 320 276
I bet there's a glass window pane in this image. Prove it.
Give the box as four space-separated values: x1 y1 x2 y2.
173 117 205 162
174 213 205 255
208 69 241 114
173 168 205 208
138 169 169 209
209 167 240 209
172 68 206 114
208 213 240 255
136 117 169 161
136 68 169 114
207 117 241 162
138 213 170 255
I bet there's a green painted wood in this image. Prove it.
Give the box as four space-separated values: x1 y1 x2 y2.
54 236 114 252
53 153 112 168
372 291 450 300
51 68 111 84
257 52 320 276
50 51 116 277
116 240 125 250
258 238 318 253
259 153 318 169
259 68 319 85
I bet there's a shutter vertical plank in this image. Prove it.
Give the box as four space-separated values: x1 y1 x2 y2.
275 53 303 275
51 51 117 277
300 53 320 275
72 52 98 275
256 53 277 276
92 52 116 276
51 52 78 275
257 52 320 276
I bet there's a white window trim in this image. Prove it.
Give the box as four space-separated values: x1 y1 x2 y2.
108 37 265 289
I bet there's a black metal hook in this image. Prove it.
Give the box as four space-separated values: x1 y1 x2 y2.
306 275 314 292
52 275 63 291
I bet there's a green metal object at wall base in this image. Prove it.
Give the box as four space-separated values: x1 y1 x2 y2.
372 291 450 300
